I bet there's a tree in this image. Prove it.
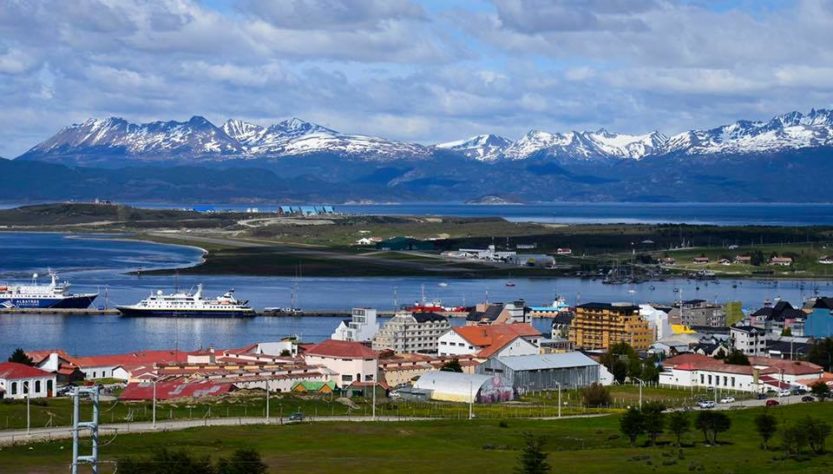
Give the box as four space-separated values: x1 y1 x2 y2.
581 383 611 408
118 448 215 474
642 402 666 446
781 327 792 337
810 381 830 401
805 417 832 455
750 250 765 266
710 412 731 444
515 432 550 474
440 358 463 372
611 359 628 384
620 407 645 447
753 412 778 450
695 411 713 444
724 349 750 366
667 411 690 447
782 425 808 456
7 348 33 365
217 449 268 474
807 337 833 371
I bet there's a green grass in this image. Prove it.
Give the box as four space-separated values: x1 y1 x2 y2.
4 402 833 473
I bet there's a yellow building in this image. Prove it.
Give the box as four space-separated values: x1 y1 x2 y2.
569 303 655 350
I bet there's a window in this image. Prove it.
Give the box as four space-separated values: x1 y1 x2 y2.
341 375 353 382
731 377 735 387
35 380 41 393
10 382 17 395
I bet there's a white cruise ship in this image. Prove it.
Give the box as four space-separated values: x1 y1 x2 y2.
0 272 97 309
116 284 254 318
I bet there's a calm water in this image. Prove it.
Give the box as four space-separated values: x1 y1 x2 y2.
1 232 831 357
5 202 833 226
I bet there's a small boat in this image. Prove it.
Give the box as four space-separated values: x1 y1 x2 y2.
438 282 448 288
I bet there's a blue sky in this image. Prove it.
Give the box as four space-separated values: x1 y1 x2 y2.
1 0 832 157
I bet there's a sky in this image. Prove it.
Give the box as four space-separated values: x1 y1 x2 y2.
2 0 833 157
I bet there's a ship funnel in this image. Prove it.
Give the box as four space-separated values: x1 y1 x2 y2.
195 283 203 298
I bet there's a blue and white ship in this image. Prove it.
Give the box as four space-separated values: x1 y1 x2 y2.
117 284 254 318
0 272 98 309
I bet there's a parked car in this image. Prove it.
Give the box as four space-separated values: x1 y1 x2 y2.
288 412 305 422
756 393 768 400
698 400 716 409
719 396 736 404
766 399 780 407
802 395 815 403
778 389 792 397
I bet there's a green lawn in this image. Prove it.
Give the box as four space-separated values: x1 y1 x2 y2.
4 402 833 473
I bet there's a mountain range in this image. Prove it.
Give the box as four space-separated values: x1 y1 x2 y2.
5 108 833 203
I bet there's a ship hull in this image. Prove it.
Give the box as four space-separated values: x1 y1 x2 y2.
116 307 255 318
0 294 97 309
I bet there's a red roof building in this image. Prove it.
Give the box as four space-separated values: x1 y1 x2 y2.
304 339 377 359
0 362 57 399
439 323 542 359
120 380 233 401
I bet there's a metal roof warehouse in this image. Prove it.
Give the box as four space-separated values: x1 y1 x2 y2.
476 352 601 394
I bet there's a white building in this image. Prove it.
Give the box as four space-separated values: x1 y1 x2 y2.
372 311 450 353
730 325 768 356
413 371 513 403
0 362 57 400
332 308 380 343
303 339 378 387
640 304 672 340
659 354 824 393
438 323 541 358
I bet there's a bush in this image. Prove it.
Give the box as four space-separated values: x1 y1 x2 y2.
118 448 268 474
499 420 510 428
581 383 611 408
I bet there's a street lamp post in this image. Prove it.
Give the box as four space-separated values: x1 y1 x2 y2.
152 377 157 429
633 377 644 409
468 379 474 420
26 381 30 435
555 382 562 418
265 380 270 423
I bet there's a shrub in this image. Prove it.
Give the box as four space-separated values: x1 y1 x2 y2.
581 383 611 408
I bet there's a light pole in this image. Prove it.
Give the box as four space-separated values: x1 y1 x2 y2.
152 377 157 429
468 379 474 420
633 377 644 409
371 365 377 421
555 382 562 418
265 380 270 423
26 381 30 435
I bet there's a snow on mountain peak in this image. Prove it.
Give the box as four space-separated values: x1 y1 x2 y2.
435 134 512 161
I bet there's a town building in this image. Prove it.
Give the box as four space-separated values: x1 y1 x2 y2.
476 352 601 394
569 303 654 350
659 353 823 393
303 339 378 388
26 349 84 383
120 380 234 401
378 354 479 387
438 323 541 358
640 304 672 340
668 300 727 328
692 256 710 264
332 307 380 343
465 301 529 326
372 311 450 354
734 255 752 264
804 297 833 338
769 256 793 266
730 325 768 356
748 300 806 336
0 362 57 400
412 371 513 403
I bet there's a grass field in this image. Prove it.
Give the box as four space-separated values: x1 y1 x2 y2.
3 402 833 473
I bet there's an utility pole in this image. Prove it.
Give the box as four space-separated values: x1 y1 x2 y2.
71 385 101 474
152 377 157 429
371 365 377 421
265 380 270 423
556 382 562 418
633 377 644 409
26 381 30 435
468 380 474 420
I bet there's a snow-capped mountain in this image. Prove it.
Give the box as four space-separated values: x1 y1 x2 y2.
25 116 243 158
435 134 512 161
16 108 833 166
664 108 833 156
20 116 429 163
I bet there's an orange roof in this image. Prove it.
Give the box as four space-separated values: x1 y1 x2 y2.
304 339 377 359
73 350 189 368
664 354 824 376
453 323 541 358
26 349 81 366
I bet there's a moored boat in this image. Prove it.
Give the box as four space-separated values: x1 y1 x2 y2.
117 284 254 318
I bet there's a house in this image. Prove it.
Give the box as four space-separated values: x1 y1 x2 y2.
0 362 57 400
476 352 601 394
640 304 672 340
465 301 530 326
804 297 833 338
26 350 84 383
659 257 676 265
372 311 450 353
303 339 378 388
818 256 833 265
378 355 479 387
718 258 731 265
556 248 572 256
120 380 234 401
734 255 752 264
748 300 806 335
72 350 188 381
550 312 575 339
291 380 336 394
412 371 513 403
692 256 710 264
570 303 655 350
437 323 541 358
332 307 380 343
769 256 793 266
730 325 768 356
659 353 823 393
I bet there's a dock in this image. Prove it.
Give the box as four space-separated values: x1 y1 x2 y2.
0 308 120 316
